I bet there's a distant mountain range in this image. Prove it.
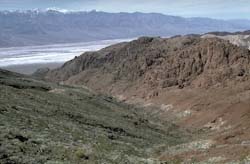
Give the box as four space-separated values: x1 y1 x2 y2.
0 9 250 47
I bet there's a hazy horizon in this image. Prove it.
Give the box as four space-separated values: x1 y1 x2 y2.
1 9 250 21
0 0 249 20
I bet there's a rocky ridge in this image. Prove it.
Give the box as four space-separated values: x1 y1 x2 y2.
45 36 250 90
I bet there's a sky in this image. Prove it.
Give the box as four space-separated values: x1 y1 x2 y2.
0 0 249 19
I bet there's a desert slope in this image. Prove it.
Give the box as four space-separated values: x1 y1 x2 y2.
45 36 250 162
0 68 189 163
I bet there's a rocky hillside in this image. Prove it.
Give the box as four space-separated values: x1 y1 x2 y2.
44 36 250 162
45 36 250 89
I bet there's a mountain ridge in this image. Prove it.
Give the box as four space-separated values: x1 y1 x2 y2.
1 10 250 48
45 36 250 89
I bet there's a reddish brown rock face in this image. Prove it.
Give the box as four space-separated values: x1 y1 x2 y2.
45 36 250 90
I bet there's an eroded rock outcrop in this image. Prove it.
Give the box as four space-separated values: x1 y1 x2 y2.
45 36 250 90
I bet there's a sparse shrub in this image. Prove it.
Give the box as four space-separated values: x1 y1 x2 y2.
75 148 89 160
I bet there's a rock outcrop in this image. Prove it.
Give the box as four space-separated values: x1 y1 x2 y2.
45 36 250 91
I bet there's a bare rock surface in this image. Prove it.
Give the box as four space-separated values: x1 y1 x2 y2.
46 36 250 90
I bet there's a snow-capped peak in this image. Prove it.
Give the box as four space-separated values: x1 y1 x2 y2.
46 7 70 13
0 8 73 14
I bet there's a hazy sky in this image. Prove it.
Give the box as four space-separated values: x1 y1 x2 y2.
0 0 249 19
